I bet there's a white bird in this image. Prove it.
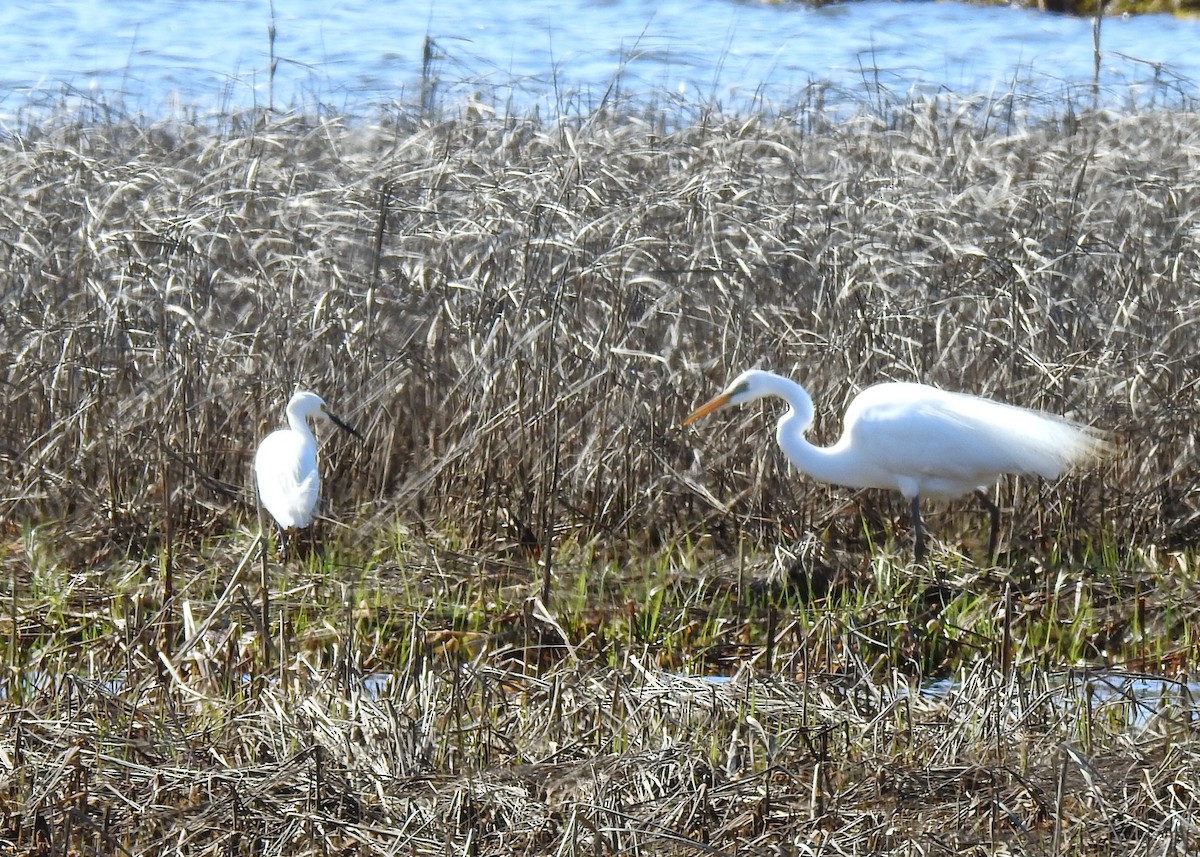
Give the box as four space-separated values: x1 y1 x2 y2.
254 391 361 550
684 369 1106 561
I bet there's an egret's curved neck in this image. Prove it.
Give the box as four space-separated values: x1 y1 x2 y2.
771 377 874 490
285 406 316 439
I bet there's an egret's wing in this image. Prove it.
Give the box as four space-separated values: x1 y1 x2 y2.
846 383 1101 489
253 430 321 528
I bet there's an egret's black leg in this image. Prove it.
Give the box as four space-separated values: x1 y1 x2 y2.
910 496 926 561
974 489 1001 564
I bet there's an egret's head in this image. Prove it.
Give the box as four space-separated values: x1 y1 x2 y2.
683 370 773 425
287 390 363 439
288 391 328 419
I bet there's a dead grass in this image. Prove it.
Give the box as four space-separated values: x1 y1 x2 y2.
2 92 1200 853
3 98 1196 559
5 643 1200 854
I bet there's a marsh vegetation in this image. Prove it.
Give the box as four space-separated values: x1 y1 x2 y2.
2 86 1200 853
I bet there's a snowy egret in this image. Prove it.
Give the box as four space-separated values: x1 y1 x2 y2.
684 369 1106 561
254 391 362 550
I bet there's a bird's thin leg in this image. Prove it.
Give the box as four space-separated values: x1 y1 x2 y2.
910 496 926 561
974 489 1001 565
277 526 291 560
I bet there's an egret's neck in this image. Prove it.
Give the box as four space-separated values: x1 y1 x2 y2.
772 379 877 490
285 407 316 440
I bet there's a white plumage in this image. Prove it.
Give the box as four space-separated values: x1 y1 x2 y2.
685 369 1106 560
254 391 360 536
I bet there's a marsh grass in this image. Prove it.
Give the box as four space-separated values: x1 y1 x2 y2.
3 87 1200 853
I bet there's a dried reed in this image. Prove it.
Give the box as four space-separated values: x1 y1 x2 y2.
2 99 1193 557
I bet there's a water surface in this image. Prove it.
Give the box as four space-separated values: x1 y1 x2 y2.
0 1 1196 117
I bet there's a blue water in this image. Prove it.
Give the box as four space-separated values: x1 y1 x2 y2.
0 0 1196 118
924 671 1200 730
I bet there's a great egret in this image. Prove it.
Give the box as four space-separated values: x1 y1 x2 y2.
254 390 362 551
684 369 1106 561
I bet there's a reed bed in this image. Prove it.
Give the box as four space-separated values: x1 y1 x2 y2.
2 97 1197 554
2 90 1200 853
7 652 1200 855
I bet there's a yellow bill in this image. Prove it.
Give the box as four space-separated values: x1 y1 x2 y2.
683 392 732 426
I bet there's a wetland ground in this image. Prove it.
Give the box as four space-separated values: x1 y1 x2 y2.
2 84 1200 853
